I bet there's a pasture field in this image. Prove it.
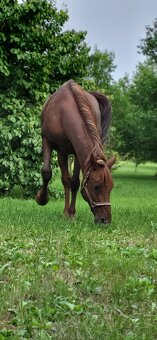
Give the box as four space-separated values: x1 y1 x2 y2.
0 162 157 339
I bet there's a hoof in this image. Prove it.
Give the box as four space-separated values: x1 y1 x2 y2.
69 214 76 220
64 210 70 218
64 208 76 219
63 212 76 220
35 190 49 206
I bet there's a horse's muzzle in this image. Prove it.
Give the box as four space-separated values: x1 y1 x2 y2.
95 217 111 225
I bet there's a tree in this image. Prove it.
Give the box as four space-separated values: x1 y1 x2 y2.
138 18 157 63
0 0 90 195
129 62 157 163
130 61 157 111
111 18 157 166
84 46 116 93
111 63 157 165
110 76 137 160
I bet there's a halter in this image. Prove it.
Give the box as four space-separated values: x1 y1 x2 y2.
81 168 111 209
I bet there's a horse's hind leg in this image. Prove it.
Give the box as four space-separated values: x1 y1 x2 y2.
69 156 80 217
36 137 52 205
57 152 70 216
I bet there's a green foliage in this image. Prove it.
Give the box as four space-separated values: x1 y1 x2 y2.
111 62 157 164
130 62 157 111
110 18 157 165
85 46 116 93
0 0 68 101
0 99 42 194
0 0 90 196
138 18 157 63
110 76 134 159
129 62 157 163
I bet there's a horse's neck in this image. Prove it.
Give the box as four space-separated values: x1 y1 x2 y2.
60 118 92 169
68 123 103 170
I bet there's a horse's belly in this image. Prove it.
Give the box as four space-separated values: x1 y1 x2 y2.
42 118 75 154
53 138 75 155
42 113 65 139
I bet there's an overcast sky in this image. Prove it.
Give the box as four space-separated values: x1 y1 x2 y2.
56 0 157 80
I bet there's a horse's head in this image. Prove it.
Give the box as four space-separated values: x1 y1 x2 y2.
81 155 116 225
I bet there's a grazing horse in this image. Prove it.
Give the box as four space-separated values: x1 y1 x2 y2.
36 80 115 224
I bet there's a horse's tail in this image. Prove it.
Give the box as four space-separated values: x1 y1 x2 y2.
68 80 102 146
88 91 111 144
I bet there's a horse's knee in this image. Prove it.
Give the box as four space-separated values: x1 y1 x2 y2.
41 167 52 182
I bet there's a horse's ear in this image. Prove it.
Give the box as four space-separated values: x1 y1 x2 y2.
91 154 105 168
97 159 106 167
106 156 116 169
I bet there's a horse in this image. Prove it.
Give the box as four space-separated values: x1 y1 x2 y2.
36 80 116 224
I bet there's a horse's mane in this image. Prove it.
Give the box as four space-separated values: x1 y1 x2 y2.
69 80 102 148
88 91 111 144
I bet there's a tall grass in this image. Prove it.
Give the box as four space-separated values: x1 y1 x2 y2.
0 162 157 339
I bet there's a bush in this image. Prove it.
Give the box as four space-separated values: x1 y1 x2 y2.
0 0 90 196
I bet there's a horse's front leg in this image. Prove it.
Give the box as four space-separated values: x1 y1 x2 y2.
58 153 70 217
36 137 52 205
69 157 80 217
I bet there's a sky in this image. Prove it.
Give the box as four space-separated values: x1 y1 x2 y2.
56 0 157 80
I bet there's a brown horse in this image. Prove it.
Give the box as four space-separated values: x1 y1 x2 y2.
36 80 116 224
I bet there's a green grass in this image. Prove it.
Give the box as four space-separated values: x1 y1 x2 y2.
0 162 157 339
